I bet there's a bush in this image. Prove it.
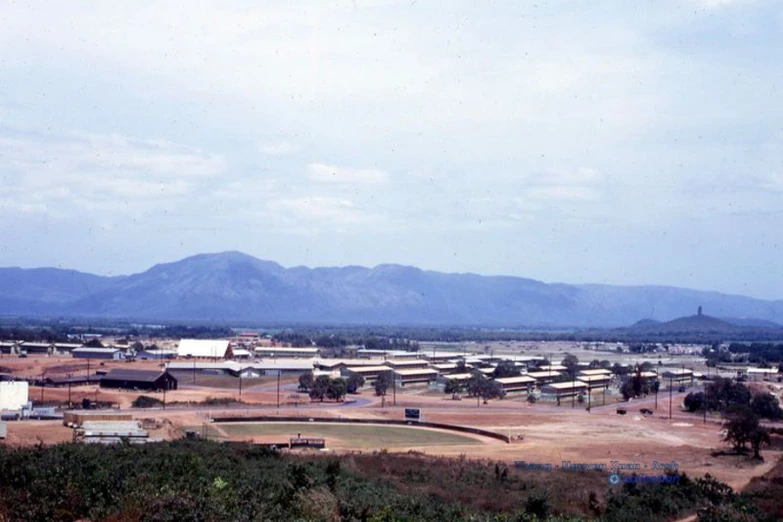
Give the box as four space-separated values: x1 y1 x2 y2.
131 395 163 408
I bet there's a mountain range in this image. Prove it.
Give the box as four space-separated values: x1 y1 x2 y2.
0 251 782 328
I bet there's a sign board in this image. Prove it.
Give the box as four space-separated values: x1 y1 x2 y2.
404 408 421 422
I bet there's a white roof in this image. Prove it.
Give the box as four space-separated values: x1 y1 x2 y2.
72 347 122 354
177 339 230 358
578 374 612 382
345 365 393 373
394 368 439 376
315 358 387 367
232 349 253 357
661 368 694 376
167 361 239 372
423 352 465 359
443 373 474 380
494 375 536 384
526 371 562 379
167 360 314 372
579 369 612 376
542 381 588 390
389 359 429 366
747 368 778 374
254 347 319 353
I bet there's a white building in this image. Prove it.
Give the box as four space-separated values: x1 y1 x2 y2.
177 339 232 359
0 381 29 411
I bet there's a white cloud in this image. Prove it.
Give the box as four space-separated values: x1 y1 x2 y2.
259 140 300 156
525 186 600 202
269 196 381 225
694 0 758 9
308 163 388 184
0 130 225 216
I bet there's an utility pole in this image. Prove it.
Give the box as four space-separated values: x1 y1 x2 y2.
669 376 673 420
67 373 72 408
703 379 707 424
239 370 242 397
655 381 658 410
276 371 281 408
87 358 91 378
40 374 45 403
163 384 166 410
193 359 196 384
393 372 397 406
572 373 575 409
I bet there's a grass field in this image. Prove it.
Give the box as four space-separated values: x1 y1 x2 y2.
218 422 482 449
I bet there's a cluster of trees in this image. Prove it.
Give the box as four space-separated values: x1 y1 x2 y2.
0 326 71 343
444 371 504 403
726 342 783 367
683 378 782 420
627 343 658 354
297 374 350 402
272 331 421 352
620 366 660 401
722 406 772 459
681 377 783 460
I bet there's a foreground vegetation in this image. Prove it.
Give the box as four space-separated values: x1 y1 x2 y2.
0 441 779 521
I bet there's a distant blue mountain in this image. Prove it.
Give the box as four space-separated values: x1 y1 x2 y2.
0 251 781 328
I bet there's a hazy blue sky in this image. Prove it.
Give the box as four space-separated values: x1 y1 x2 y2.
1 1 782 299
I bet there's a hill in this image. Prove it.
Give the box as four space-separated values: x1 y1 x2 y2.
1 251 782 328
628 313 742 334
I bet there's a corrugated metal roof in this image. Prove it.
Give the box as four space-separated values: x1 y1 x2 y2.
577 374 612 382
578 369 612 376
345 366 392 373
443 373 473 380
72 347 122 354
393 368 439 376
103 369 171 383
495 376 536 384
526 371 562 378
542 381 588 390
177 339 230 358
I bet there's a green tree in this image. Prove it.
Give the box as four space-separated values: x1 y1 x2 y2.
444 379 464 397
684 391 705 412
298 372 314 392
750 392 783 420
611 363 630 376
346 373 365 394
309 375 331 402
326 378 347 402
492 360 520 379
466 370 487 398
374 371 393 397
749 426 771 460
561 354 579 379
480 380 504 403
723 406 762 454
706 378 751 412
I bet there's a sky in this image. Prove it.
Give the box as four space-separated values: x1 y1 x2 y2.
1 0 782 300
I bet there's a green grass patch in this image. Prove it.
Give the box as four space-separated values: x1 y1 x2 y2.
219 422 481 448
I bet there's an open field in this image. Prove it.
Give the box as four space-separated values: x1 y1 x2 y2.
215 421 482 449
4 352 783 494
